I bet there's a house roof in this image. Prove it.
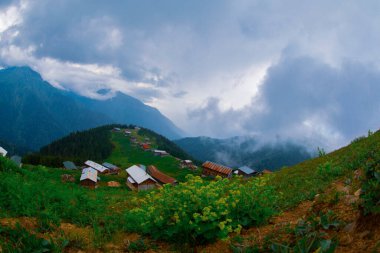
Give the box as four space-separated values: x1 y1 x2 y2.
126 165 157 184
10 155 22 166
153 150 169 154
184 160 192 163
202 161 233 175
147 165 176 184
238 166 256 175
138 164 147 171
102 162 118 170
85 160 109 173
80 167 98 182
63 161 77 170
127 176 136 184
142 143 150 149
0 146 7 156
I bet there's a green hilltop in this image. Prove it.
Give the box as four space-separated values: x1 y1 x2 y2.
24 124 199 181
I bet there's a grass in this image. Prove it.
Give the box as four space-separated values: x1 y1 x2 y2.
0 129 379 251
106 131 199 181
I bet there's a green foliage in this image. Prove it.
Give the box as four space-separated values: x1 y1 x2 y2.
1 128 380 250
37 125 116 163
37 211 60 233
127 238 149 252
317 147 326 157
361 148 380 214
317 162 344 179
270 211 339 253
124 175 277 244
350 136 366 144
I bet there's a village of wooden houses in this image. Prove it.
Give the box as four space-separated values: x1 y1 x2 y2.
0 127 270 191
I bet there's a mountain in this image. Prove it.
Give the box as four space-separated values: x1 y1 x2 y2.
0 66 183 150
174 136 313 170
73 91 183 140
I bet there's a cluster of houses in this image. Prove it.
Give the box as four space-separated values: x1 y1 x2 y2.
126 164 177 191
201 161 271 178
1 127 272 193
75 158 177 190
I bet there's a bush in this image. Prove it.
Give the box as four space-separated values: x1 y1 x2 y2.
124 175 277 244
317 162 343 179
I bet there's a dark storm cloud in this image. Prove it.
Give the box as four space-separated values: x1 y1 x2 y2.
189 56 380 149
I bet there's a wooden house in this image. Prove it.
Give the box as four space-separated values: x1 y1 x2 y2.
102 162 120 175
126 165 157 191
153 150 169 157
141 143 151 150
10 155 22 167
63 161 77 170
202 161 233 178
234 166 258 177
0 146 7 157
85 160 109 174
80 167 98 189
112 127 121 132
147 165 177 185
180 160 196 169
261 169 273 175
124 130 132 135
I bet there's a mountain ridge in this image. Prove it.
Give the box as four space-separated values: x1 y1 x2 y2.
0 66 183 150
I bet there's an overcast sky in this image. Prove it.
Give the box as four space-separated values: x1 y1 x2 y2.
1 0 380 150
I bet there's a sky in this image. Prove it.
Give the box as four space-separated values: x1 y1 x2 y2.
1 0 380 150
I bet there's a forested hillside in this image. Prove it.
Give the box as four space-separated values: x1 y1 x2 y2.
23 124 194 168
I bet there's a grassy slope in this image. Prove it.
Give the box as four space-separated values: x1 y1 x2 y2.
106 130 199 181
0 130 379 251
266 132 375 209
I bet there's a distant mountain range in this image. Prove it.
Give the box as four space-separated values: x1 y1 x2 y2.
174 136 313 171
0 66 183 151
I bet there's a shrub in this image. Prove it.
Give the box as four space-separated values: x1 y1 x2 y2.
124 175 277 244
270 211 339 253
317 162 343 179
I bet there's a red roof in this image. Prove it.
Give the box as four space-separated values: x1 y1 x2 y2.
202 161 233 175
147 166 176 185
142 143 151 149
